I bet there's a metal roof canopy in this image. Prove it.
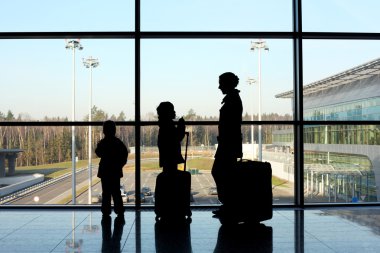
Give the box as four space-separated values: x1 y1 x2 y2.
276 57 380 98
304 164 373 176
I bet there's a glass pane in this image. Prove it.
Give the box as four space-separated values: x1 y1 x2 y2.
304 125 380 203
74 126 134 206
0 0 134 32
142 39 293 121
0 126 73 205
298 40 380 121
0 126 133 205
142 0 292 31
0 39 135 122
303 0 380 33
140 125 218 206
140 126 161 206
258 125 294 204
140 124 294 206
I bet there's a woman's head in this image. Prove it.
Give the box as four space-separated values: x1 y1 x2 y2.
219 72 239 94
157 101 176 120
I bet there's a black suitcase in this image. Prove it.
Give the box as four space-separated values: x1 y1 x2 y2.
221 159 273 224
154 132 192 221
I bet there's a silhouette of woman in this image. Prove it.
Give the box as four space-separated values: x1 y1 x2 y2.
212 72 243 217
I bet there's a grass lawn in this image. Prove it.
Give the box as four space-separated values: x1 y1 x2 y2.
272 176 289 188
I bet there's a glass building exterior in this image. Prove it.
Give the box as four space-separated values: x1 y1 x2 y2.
275 58 380 203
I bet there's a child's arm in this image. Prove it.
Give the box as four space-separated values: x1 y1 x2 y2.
177 117 186 141
95 140 104 158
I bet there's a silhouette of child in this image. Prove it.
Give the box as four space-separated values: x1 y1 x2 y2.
156 102 186 172
95 120 128 216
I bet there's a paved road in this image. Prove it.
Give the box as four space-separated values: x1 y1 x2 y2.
76 170 220 205
8 155 294 205
9 168 92 205
9 167 220 205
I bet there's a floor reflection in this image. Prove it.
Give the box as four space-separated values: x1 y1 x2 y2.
65 212 83 253
324 208 380 235
101 215 125 253
213 223 273 253
154 220 192 253
2 208 380 252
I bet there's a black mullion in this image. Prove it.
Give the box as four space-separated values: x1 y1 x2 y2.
0 120 298 127
293 0 304 207
0 31 293 40
3 120 376 127
302 32 380 40
0 32 135 39
135 0 141 209
0 121 135 126
140 31 293 39
137 121 295 126
3 31 380 40
304 121 380 125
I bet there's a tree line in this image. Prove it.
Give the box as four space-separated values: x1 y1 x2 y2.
0 107 291 167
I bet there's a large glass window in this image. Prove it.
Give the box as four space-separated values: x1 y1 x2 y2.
0 39 135 122
304 125 380 203
1 1 380 207
139 124 294 206
0 1 135 32
301 40 380 121
303 0 380 33
141 0 292 31
0 126 133 205
141 39 293 121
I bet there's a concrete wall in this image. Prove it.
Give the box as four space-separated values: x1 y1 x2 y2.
269 160 294 183
0 174 44 197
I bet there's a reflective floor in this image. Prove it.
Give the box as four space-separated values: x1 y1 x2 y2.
0 207 380 252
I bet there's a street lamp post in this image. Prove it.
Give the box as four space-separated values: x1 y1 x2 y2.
250 39 269 161
65 39 83 204
83 56 99 205
247 77 256 160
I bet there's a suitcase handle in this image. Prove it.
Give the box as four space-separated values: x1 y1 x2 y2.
184 132 189 171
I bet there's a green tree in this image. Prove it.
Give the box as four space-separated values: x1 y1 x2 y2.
6 110 15 120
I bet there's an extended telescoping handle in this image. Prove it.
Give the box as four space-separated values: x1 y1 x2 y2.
184 132 189 171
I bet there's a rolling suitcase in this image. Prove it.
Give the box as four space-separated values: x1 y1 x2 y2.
220 159 273 224
154 132 192 221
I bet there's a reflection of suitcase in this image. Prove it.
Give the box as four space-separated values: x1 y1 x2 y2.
154 132 192 221
221 160 272 224
155 214 192 253
214 224 273 253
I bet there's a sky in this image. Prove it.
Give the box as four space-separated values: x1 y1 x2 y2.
1 0 380 121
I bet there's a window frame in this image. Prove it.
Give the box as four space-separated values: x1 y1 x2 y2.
1 0 380 208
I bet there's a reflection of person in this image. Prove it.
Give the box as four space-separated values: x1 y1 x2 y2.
212 72 243 217
95 120 129 217
156 101 186 172
101 215 125 253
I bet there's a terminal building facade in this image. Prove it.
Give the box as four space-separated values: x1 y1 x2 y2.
274 58 380 202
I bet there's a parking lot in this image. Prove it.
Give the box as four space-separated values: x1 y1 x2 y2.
121 170 219 205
